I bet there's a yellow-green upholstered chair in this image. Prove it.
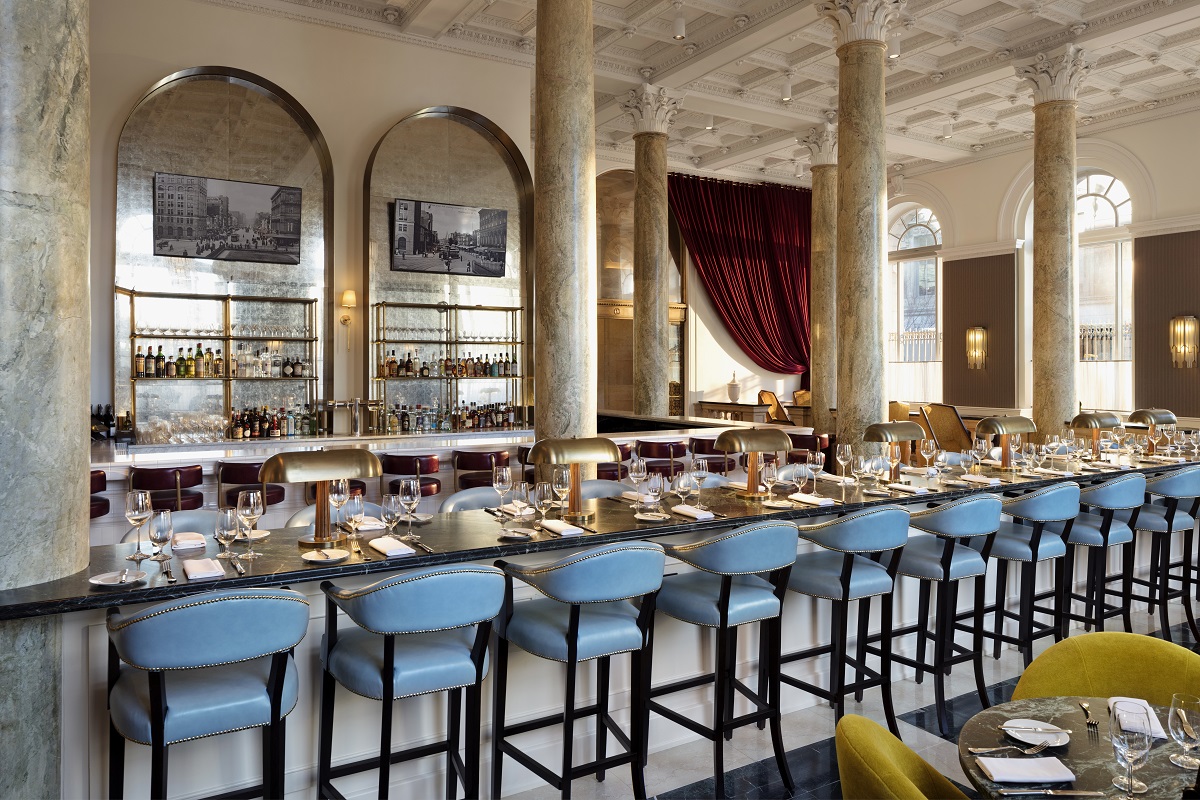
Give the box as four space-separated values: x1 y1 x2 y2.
1011 631 1200 707
836 715 967 800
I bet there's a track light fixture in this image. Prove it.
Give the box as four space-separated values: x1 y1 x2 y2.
781 70 794 102
887 34 901 59
704 114 715 130
941 121 954 139
672 2 686 40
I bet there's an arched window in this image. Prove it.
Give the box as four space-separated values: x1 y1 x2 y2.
887 207 941 363
1076 171 1132 363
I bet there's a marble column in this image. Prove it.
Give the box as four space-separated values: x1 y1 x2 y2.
1016 46 1090 437
534 0 598 440
0 0 91 796
621 83 684 417
818 0 903 446
804 121 838 434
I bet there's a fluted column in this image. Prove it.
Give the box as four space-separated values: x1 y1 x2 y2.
621 83 684 416
0 0 90 795
534 0 598 440
819 0 903 446
804 121 838 434
1016 45 1090 436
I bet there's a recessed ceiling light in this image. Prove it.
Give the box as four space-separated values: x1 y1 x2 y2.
673 2 686 40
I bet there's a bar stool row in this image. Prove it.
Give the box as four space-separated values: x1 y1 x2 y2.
104 466 1200 799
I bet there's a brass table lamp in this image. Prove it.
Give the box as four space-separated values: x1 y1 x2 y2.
260 449 382 548
713 427 792 498
974 415 1037 470
1070 411 1122 458
1127 408 1177 455
529 437 622 522
863 421 926 480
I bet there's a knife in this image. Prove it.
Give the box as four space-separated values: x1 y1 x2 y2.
577 523 599 533
410 539 435 554
1000 726 1074 734
231 557 245 576
995 791 1105 796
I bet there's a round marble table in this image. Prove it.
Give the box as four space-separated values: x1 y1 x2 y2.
958 696 1197 798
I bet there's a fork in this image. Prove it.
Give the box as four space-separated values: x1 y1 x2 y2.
1080 701 1099 730
968 742 1051 756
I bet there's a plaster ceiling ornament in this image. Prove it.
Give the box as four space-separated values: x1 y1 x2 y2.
1014 44 1091 105
816 0 906 47
620 83 686 135
381 6 398 23
683 43 696 56
803 122 838 166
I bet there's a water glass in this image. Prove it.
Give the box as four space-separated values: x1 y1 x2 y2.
534 481 555 527
147 509 173 563
919 439 936 469
628 457 648 509
329 478 349 530
237 489 265 560
1169 693 1200 768
691 458 710 509
125 490 152 563
344 494 365 541
762 461 779 502
808 451 826 493
552 465 571 511
399 478 421 540
644 473 664 513
492 465 513 513
836 444 853 478
381 494 402 538
1111 701 1153 797
214 508 238 559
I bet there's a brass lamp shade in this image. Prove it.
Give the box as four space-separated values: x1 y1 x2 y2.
863 421 926 443
1070 411 1122 429
714 427 792 499
975 416 1037 436
261 449 382 548
1127 409 1177 427
528 437 622 522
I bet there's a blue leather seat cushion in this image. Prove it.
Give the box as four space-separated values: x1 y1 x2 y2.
1113 505 1196 534
1045 514 1134 547
503 597 645 662
110 655 297 746
657 572 781 628
324 627 484 700
969 520 1066 562
896 533 987 581
788 550 893 601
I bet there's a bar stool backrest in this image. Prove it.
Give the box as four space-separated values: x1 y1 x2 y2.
107 589 309 670
666 522 798 575
505 542 665 604
454 450 510 471
381 454 440 477
129 465 204 492
909 495 1002 539
1079 473 1147 510
1146 465 1200 499
91 469 107 494
797 506 911 553
1001 483 1081 523
635 440 688 460
216 461 265 485
324 566 504 635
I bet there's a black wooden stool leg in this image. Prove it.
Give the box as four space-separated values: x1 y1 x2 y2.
933 582 951 736
993 559 1009 659
1157 536 1175 643
713 627 729 799
491 637 509 799
854 597 871 702
972 575 990 708
630 650 649 800
1017 562 1035 667
1121 541 1136 633
561 657 578 800
915 580 931 684
465 683 482 800
880 591 900 738
766 617 795 794
596 656 610 781
108 724 126 800
446 688 462 800
723 627 737 741
830 599 849 720
150 742 167 800
1182 530 1200 642
318 669 337 798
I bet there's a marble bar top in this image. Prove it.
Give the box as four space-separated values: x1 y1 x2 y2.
2 460 1186 622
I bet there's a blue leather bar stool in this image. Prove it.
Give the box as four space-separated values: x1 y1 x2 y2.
491 541 665 800
106 588 309 799
317 566 504 800
1045 473 1145 635
1111 465 1200 643
648 523 798 799
968 482 1079 667
883 495 1001 735
780 506 911 735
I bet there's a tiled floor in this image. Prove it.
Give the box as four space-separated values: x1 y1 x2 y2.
507 602 1199 800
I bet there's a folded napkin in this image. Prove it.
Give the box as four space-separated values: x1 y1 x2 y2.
540 519 583 536
355 516 387 530
369 536 416 557
182 558 224 580
671 504 715 520
171 531 207 549
788 492 835 507
887 483 929 495
980 458 1004 467
622 490 654 502
960 474 1002 486
726 481 767 491
817 473 855 485
1034 467 1075 477
901 466 937 477
500 502 536 516
1108 697 1168 738
975 756 1075 784
1147 455 1187 463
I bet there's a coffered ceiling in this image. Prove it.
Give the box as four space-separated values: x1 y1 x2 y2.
208 0 1200 185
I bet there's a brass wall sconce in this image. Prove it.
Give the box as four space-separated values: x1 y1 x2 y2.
339 290 356 351
1170 315 1197 368
966 326 987 370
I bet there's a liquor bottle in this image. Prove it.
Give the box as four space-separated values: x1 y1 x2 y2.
134 346 145 378
387 404 399 435
282 357 293 377
420 359 430 378
213 349 224 378
194 343 204 376
387 350 398 377
308 404 318 436
183 347 194 378
510 353 518 376
231 344 241 377
231 411 242 439
299 405 311 437
205 347 214 376
507 403 515 428
165 351 176 377
155 345 166 377
286 407 296 437
404 351 414 377
400 404 411 433
501 354 510 377
250 409 261 438
271 349 282 378
414 404 425 434
378 352 387 379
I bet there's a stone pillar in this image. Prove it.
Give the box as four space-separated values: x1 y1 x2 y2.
0 0 91 796
1016 45 1090 437
818 0 903 446
621 83 684 417
534 0 598 440
804 120 838 434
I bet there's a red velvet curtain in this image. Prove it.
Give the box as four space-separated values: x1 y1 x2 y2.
668 174 812 377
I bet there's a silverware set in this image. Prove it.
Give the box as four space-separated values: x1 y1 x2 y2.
969 741 1050 756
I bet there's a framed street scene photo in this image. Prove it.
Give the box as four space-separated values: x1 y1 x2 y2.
390 198 507 277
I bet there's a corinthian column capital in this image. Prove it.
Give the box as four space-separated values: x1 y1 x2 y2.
1014 44 1091 105
621 83 686 135
817 0 905 47
803 122 838 166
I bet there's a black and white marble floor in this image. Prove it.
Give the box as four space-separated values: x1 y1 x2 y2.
508 603 1199 800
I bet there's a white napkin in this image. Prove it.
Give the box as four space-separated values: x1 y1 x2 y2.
817 473 855 485
789 492 835 507
500 502 536 516
726 481 767 491
622 490 654 502
960 474 1002 486
1108 697 1169 738
1148 455 1187 463
671 504 714 520
369 536 416 557
901 466 937 477
355 516 387 530
980 458 1004 467
1034 467 1075 477
182 558 224 580
975 756 1075 784
540 519 583 536
887 483 929 495
171 532 207 549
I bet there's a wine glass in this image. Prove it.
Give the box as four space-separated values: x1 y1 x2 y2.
125 490 152 563
885 445 900 483
836 443 853 478
534 481 555 528
808 451 826 492
972 438 989 473
628 457 648 510
493 465 513 518
329 478 349 531
1170 693 1200 768
851 454 869 487
1112 424 1128 455
672 472 698 509
691 458 710 510
399 478 421 541
762 461 779 503
344 494 365 543
214 508 238 560
644 473 664 514
381 494 402 540
1061 428 1077 460
147 509 173 563
552 465 571 512
933 450 951 485
1163 423 1178 452
237 489 265 560
1111 701 1153 797
919 439 936 471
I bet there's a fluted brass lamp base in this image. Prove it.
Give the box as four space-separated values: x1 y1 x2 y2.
298 532 348 549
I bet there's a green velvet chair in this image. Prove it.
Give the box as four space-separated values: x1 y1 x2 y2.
1011 631 1200 706
836 715 967 800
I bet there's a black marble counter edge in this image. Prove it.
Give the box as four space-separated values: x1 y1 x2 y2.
1 463 1184 621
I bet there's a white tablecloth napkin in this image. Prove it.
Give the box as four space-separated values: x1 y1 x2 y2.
541 519 583 536
369 536 416 557
182 558 224 580
622 491 654 502
1147 455 1187 463
960 474 1002 486
356 516 387 530
499 502 536 516
671 504 715 520
974 756 1075 784
788 492 835 507
980 458 1004 467
817 473 855 485
171 532 207 549
1034 467 1076 477
887 483 929 494
1108 697 1168 738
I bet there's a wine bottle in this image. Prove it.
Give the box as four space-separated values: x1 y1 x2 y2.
155 345 166 377
134 346 145 378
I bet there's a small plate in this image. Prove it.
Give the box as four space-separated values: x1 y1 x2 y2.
634 512 671 522
762 499 794 509
302 549 350 564
235 529 270 541
90 570 148 588
498 529 534 541
1000 719 1070 747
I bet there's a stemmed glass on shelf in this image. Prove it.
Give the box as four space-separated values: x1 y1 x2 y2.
214 508 238 560
1169 693 1200 769
691 457 710 510
329 478 349 532
237 489 265 560
628 457 648 510
124 490 153 563
147 509 173 563
1111 700 1153 797
398 478 421 542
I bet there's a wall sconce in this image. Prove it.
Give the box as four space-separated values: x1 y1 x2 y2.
340 290 356 351
1171 315 1198 368
966 326 987 369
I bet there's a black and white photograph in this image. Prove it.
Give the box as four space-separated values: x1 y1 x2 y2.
153 172 302 265
390 198 508 277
